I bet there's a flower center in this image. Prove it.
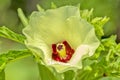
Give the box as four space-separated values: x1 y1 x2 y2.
52 41 74 63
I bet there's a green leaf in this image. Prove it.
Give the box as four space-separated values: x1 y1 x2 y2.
0 70 5 80
80 8 93 22
64 70 75 80
91 17 109 39
38 64 57 80
0 26 26 44
0 49 31 72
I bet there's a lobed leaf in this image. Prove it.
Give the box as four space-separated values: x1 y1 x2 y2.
0 26 26 44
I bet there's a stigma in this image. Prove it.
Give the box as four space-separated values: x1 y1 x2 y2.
52 41 74 63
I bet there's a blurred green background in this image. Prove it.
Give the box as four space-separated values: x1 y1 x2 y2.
0 0 119 80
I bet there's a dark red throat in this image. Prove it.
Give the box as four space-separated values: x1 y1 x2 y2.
52 41 74 63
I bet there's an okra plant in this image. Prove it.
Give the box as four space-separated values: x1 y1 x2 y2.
0 4 120 80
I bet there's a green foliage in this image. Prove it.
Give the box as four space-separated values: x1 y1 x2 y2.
0 1 119 80
75 35 120 80
80 9 109 39
0 26 25 44
0 70 5 80
38 65 77 80
64 70 75 80
0 50 32 72
80 9 93 22
91 17 109 39
38 64 57 80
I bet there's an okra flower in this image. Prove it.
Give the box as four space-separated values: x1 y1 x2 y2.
23 6 100 73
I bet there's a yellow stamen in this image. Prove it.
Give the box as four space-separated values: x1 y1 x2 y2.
56 43 66 58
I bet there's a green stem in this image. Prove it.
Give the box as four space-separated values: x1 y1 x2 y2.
18 8 28 27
